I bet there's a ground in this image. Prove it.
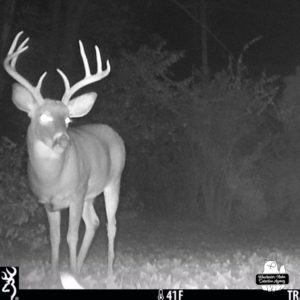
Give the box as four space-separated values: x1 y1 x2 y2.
6 215 300 289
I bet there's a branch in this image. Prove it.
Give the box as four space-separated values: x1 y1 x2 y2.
169 0 233 57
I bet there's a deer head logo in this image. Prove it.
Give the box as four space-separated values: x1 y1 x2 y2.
1 267 17 300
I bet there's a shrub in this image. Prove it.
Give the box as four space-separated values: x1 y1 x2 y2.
0 137 47 253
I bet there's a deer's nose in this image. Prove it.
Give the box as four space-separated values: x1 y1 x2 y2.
53 132 70 149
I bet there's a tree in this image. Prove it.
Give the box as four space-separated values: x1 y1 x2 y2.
0 0 17 95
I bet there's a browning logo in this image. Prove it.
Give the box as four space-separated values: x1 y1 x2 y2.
0 267 19 300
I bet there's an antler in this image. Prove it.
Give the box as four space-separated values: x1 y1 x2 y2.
57 41 110 104
3 31 47 105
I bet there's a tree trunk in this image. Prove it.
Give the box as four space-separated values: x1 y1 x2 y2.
48 0 62 71
46 0 62 97
60 0 89 73
201 0 208 78
0 0 17 96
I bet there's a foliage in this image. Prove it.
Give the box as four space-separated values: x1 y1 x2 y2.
279 66 300 149
95 36 189 215
161 42 281 225
91 35 284 224
119 187 144 217
253 66 300 221
0 137 47 253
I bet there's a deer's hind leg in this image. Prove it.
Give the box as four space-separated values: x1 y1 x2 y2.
104 180 121 276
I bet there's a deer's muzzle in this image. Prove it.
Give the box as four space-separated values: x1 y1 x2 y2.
52 132 70 153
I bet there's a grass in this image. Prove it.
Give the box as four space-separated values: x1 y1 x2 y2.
2 215 300 289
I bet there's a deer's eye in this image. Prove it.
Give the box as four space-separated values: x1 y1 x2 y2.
65 117 71 126
40 113 53 124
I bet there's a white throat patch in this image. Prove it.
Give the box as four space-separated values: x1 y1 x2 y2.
34 140 60 159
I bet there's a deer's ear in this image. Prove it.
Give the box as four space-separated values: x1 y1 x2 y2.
67 92 97 118
12 83 37 117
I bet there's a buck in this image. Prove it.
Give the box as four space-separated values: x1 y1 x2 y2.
3 31 126 279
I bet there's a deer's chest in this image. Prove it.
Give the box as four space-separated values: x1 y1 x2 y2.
39 192 75 211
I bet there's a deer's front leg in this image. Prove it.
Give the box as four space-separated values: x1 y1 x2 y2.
46 208 61 280
67 198 84 275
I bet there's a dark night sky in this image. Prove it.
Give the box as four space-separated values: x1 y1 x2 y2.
135 0 300 76
8 0 300 78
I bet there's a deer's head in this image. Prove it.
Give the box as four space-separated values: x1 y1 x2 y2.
4 31 110 155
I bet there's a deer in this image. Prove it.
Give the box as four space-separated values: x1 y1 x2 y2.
3 31 126 280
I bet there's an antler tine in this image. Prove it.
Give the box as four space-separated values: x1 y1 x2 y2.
3 31 46 105
56 68 70 96
7 31 26 55
95 45 111 75
79 40 91 76
36 71 47 90
10 36 30 69
58 41 111 104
